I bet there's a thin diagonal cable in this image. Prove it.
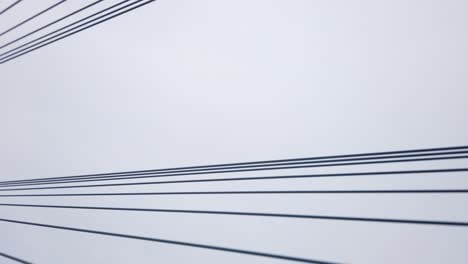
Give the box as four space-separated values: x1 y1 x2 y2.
0 155 467 191
1 145 467 185
0 189 467 197
0 0 67 37
0 218 336 264
0 0 23 15
0 151 466 189
1 150 465 188
0 0 136 59
0 0 105 51
1 150 467 188
0 168 465 192
1 203 467 227
1 146 467 186
0 0 154 64
0 252 32 264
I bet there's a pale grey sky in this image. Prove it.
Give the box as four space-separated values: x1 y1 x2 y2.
1 1 467 263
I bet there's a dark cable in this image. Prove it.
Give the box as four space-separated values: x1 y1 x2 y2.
0 0 105 51
0 0 156 64
0 0 136 60
0 189 467 197
0 0 67 37
0 150 467 188
0 155 467 191
1 151 465 188
0 168 466 192
0 0 23 15
0 0 134 59
1 203 467 227
0 218 336 264
1 145 467 185
0 251 32 264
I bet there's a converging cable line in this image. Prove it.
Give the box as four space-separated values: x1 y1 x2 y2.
0 0 134 59
0 0 105 51
0 168 468 192
0 218 337 264
0 0 157 64
0 168 466 192
0 151 467 188
0 0 136 59
0 145 466 186
0 188 466 197
0 148 468 190
0 251 32 264
1 203 467 227
0 153 466 188
0 0 67 37
0 0 23 16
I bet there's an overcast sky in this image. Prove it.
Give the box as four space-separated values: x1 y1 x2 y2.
1 1 467 263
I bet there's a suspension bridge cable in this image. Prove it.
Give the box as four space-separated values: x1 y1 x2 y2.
0 189 467 197
0 0 105 51
0 168 465 192
0 251 32 264
0 0 134 59
0 0 67 37
0 0 23 16
1 203 467 227
0 218 336 264
0 155 467 190
1 145 466 185
0 0 156 64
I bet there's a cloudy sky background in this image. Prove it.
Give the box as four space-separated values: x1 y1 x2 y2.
0 0 467 263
